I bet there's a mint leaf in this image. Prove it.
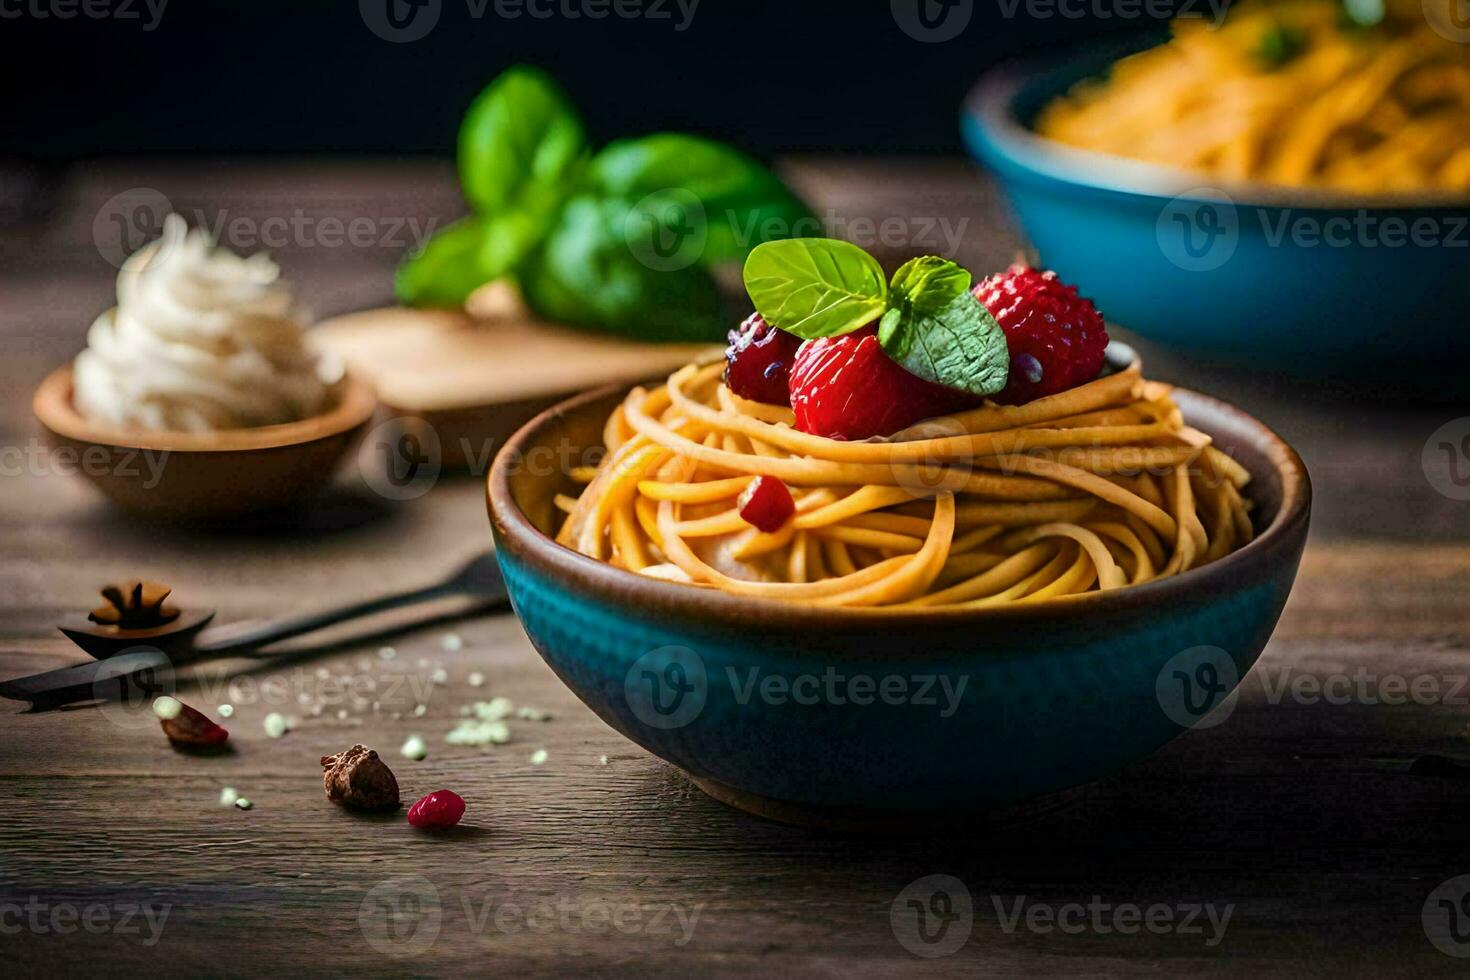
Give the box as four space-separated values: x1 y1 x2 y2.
395 216 491 307
590 134 813 264
879 289 1009 398
743 238 888 339
458 66 587 215
519 196 726 343
888 255 972 315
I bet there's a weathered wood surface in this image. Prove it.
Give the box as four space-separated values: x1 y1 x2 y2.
1 161 1469 977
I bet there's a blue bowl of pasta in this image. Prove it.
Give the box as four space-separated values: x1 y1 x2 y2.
962 29 1470 377
488 364 1312 829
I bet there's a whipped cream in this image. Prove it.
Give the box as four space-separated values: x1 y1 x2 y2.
74 214 340 432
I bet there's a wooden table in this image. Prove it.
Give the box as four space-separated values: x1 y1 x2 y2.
2 160 1469 977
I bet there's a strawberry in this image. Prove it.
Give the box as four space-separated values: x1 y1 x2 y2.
788 325 975 440
972 265 1108 405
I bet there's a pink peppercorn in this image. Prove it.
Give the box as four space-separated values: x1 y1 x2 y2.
406 790 465 829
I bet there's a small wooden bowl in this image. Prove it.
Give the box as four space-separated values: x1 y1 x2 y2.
33 364 377 521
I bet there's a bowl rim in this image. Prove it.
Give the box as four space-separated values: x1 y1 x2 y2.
487 378 1312 630
33 363 378 453
964 45 1470 212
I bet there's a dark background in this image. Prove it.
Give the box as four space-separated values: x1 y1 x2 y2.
1 0 1191 164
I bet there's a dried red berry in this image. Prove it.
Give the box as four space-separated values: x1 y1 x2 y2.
724 312 802 406
154 697 228 748
407 790 466 829
737 476 796 533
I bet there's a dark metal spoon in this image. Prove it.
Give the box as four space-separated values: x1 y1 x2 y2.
0 552 509 708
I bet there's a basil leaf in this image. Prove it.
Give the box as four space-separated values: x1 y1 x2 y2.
888 256 973 316
519 196 726 343
590 134 813 264
1255 23 1307 68
458 66 587 215
395 216 490 307
879 291 1009 398
743 238 888 339
480 207 557 280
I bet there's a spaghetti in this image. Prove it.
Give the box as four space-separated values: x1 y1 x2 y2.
1035 0 1470 195
555 352 1254 608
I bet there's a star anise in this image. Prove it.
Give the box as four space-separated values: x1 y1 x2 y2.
88 580 181 629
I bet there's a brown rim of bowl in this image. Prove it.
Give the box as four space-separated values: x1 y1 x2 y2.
487 381 1312 629
969 54 1470 212
33 363 377 452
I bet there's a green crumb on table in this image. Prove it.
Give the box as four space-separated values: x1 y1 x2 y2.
530 749 548 766
445 718 510 746
441 633 463 652
598 755 608 766
378 646 396 660
263 713 291 738
219 787 238 806
431 667 449 685
152 696 182 721
234 797 252 810
475 697 513 721
401 734 428 761
468 672 484 687
516 705 553 721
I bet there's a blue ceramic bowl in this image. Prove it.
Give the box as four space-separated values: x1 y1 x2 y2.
487 383 1310 827
963 37 1470 376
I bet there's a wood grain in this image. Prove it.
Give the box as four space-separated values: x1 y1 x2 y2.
1 161 1469 977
